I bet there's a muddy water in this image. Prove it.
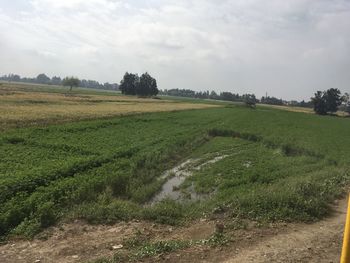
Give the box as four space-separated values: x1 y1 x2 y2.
149 154 230 205
149 159 195 204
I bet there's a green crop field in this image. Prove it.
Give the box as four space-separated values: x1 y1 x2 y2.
0 104 350 239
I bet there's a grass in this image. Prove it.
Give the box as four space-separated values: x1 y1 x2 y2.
0 95 350 239
92 231 229 262
181 136 346 221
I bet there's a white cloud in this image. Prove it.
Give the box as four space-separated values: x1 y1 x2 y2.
0 0 349 100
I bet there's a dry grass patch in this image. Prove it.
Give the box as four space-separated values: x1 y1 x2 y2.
0 85 218 130
259 103 348 116
258 104 314 114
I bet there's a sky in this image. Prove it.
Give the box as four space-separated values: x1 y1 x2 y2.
0 0 349 100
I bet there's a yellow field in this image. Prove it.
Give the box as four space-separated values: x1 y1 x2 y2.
259 104 314 114
0 83 218 131
259 103 348 116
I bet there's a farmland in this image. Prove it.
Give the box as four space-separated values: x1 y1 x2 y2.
0 82 216 131
0 84 350 262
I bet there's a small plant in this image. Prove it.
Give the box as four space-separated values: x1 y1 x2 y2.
135 240 190 258
202 232 230 247
123 230 149 249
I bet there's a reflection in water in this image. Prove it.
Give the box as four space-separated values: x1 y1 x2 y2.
149 154 229 205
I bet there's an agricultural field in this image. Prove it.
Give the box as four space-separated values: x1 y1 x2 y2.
0 84 350 262
0 82 217 131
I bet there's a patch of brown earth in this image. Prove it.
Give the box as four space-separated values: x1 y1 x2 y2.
0 220 215 263
0 199 347 263
160 199 347 263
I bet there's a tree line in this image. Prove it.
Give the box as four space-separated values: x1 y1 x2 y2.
0 73 119 91
2 72 348 114
159 88 314 108
159 89 257 103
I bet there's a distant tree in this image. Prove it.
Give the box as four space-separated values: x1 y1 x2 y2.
312 88 343 115
137 72 158 96
324 88 342 113
51 76 62 85
220 92 232 101
120 72 158 96
103 82 115 90
243 94 257 108
343 93 350 115
62 77 80 91
260 96 283 105
311 91 327 115
36 73 51 84
160 89 248 102
6 74 21 82
298 100 313 108
209 91 218 100
119 72 139 95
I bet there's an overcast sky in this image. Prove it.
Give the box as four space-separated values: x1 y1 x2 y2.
0 0 349 100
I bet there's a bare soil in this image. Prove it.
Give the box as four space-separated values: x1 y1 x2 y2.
0 199 347 263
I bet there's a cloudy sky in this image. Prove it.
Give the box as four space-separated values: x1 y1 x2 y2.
0 0 349 100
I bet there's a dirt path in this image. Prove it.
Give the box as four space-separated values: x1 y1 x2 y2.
152 198 348 263
0 199 347 263
224 199 347 263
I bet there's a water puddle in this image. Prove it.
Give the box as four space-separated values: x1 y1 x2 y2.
195 155 229 170
149 154 230 205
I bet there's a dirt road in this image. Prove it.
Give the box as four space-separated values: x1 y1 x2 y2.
0 199 347 263
224 199 347 263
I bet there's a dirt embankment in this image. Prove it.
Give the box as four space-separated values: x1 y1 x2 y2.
0 199 347 263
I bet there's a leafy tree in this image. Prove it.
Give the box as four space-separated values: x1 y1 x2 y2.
243 94 257 108
311 89 343 115
120 72 158 96
119 72 139 95
137 72 158 96
311 91 327 115
36 73 51 84
324 88 342 113
62 77 80 91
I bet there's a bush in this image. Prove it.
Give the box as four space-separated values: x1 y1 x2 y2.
142 199 184 225
37 201 57 228
74 198 140 224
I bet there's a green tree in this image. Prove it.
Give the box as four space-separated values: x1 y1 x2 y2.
119 72 139 95
62 77 80 91
311 91 327 115
137 72 158 96
243 94 257 108
120 72 158 96
36 73 51 84
324 88 342 113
